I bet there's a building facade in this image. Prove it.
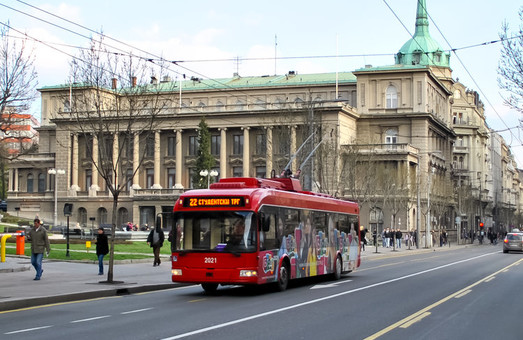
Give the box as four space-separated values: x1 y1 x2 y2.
7 0 522 241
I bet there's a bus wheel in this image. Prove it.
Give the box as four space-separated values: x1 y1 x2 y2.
332 255 342 281
276 262 290 292
202 283 218 294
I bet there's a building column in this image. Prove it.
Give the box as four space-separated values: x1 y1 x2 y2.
290 125 297 172
242 127 250 177
90 134 100 191
14 168 18 191
152 130 162 189
70 133 80 191
265 127 273 177
132 132 140 189
220 128 227 179
175 129 183 188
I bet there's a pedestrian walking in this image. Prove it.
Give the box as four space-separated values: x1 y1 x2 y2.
147 224 165 266
96 227 109 275
27 218 50 281
396 229 402 248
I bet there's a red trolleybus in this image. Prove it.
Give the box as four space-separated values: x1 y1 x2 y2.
170 176 360 293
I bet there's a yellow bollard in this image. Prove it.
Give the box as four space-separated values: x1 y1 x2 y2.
1 234 12 262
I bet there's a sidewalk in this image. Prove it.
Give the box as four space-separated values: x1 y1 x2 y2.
0 242 487 312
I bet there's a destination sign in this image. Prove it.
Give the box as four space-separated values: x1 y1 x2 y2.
183 197 245 208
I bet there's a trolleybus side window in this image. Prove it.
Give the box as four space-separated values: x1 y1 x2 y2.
260 206 279 250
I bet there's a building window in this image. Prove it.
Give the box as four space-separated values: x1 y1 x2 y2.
211 135 221 156
78 207 87 227
27 173 34 193
167 136 175 156
386 85 398 109
86 135 93 158
38 173 45 193
117 207 129 229
98 207 108 225
85 169 92 189
279 138 290 155
64 99 71 112
189 136 199 156
256 166 266 178
145 135 154 158
385 129 398 144
123 134 133 160
255 134 266 155
235 100 245 110
126 169 133 191
233 166 243 177
146 168 154 188
167 168 176 188
188 168 196 189
233 134 243 155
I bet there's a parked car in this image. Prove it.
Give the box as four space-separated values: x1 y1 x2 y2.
503 232 523 253
0 200 7 212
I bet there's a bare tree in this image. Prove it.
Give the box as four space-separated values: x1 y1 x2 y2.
498 7 523 115
62 36 176 282
0 24 38 158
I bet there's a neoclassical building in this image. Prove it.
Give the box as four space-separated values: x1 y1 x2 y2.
7 0 522 241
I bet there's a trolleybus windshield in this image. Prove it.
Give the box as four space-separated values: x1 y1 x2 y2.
175 211 257 253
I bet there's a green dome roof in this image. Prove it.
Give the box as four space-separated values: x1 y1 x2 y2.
395 0 450 67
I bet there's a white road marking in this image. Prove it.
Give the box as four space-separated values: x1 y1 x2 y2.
310 279 353 289
70 315 111 323
162 252 497 340
4 325 53 334
121 308 154 315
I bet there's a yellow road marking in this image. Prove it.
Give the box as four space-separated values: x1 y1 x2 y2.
188 298 207 303
399 312 431 328
454 290 471 298
364 258 523 340
484 276 495 283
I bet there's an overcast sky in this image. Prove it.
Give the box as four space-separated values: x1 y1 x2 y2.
2 0 522 165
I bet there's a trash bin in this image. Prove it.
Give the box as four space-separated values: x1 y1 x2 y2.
16 230 25 255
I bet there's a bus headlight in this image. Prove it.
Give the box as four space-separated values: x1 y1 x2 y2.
172 269 183 276
239 270 257 277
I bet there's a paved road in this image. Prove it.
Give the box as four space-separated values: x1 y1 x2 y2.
2 244 520 340
0 242 486 310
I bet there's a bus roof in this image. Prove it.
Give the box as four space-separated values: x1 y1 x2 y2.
174 177 359 215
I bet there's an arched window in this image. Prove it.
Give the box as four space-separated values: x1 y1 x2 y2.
118 207 129 229
386 85 398 109
98 207 108 225
385 128 398 145
78 207 87 227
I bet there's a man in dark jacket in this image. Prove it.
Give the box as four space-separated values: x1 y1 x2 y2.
27 218 50 281
147 225 165 266
96 227 109 275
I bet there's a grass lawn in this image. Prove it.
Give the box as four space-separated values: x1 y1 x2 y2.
2 234 172 261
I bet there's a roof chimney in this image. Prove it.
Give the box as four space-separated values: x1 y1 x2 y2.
132 76 137 87
111 78 117 89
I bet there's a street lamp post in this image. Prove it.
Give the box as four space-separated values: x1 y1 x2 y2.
200 169 218 189
48 168 65 227
426 166 435 248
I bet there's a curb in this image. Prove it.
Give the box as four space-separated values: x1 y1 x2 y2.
0 283 183 312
